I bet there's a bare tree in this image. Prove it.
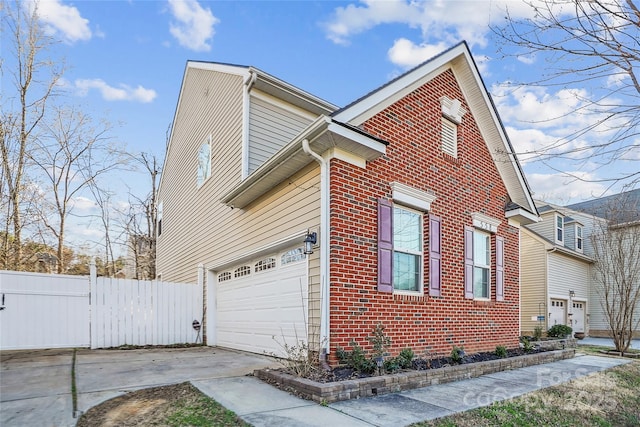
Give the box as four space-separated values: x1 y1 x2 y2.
590 193 640 353
120 152 161 279
30 106 125 273
0 0 64 270
493 0 640 186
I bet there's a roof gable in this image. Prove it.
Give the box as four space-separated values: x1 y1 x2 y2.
333 42 538 220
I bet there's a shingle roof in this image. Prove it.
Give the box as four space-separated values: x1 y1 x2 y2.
567 188 640 224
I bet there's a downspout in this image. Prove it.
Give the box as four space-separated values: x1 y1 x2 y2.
242 71 257 179
302 138 330 370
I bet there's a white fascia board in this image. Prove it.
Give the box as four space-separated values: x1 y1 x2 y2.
326 122 387 158
332 44 467 125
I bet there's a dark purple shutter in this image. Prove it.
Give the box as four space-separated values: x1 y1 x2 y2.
378 199 393 293
464 226 474 299
429 215 442 297
496 236 504 301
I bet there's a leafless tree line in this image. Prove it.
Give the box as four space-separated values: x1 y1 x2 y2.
1 0 159 277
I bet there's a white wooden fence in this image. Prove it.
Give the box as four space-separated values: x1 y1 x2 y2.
0 268 202 350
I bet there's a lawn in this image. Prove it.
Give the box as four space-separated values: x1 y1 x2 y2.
412 346 640 427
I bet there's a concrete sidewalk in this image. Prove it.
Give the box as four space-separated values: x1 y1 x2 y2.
0 347 632 427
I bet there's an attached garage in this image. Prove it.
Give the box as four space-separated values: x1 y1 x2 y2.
571 301 586 333
212 246 308 357
549 299 567 327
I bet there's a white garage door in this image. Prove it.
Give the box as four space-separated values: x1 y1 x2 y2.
549 299 567 327
215 247 308 357
572 301 585 333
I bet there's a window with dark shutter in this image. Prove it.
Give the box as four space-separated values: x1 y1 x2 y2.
464 226 474 299
496 236 504 301
429 215 441 297
377 199 393 293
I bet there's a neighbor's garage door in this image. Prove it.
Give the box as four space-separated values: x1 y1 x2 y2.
572 301 585 333
215 247 308 357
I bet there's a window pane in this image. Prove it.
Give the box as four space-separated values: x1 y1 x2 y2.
394 252 420 291
474 266 489 298
393 207 421 252
473 231 489 266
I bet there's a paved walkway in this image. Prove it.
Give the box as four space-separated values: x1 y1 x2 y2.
0 346 633 427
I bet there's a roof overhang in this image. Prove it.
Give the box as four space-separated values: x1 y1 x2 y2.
221 116 387 208
505 206 540 225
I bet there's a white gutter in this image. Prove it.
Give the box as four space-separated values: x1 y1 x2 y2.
302 138 330 360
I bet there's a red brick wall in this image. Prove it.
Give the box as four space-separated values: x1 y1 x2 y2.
328 69 521 363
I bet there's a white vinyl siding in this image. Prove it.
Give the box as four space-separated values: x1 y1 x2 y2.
526 211 558 243
520 230 548 335
156 66 323 350
548 251 590 332
248 92 315 174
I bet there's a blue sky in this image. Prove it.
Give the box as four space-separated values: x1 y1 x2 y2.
6 0 638 251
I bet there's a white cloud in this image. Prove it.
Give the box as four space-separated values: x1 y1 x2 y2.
323 1 572 69
167 0 219 52
27 0 92 43
526 172 608 205
75 79 157 103
387 38 448 68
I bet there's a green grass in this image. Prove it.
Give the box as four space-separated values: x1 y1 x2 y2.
412 361 640 427
164 395 250 427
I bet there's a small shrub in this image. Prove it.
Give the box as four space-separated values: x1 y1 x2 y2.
533 325 543 341
271 337 317 377
383 357 401 373
547 324 573 338
495 345 507 358
521 337 534 353
397 348 415 369
368 323 391 360
336 340 376 374
450 346 465 364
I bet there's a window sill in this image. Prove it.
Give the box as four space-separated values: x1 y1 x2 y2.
473 299 495 307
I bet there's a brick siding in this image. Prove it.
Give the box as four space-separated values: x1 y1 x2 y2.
328 69 521 363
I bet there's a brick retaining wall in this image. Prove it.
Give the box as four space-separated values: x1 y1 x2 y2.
255 348 576 403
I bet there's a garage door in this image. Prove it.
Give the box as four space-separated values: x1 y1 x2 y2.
215 247 308 357
549 299 567 327
572 301 585 333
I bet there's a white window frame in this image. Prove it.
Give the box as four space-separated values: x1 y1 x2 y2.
555 214 564 244
473 229 491 300
197 135 212 187
157 201 163 237
392 205 423 294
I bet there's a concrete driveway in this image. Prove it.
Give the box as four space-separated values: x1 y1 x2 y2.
1 346 634 427
1 346 280 427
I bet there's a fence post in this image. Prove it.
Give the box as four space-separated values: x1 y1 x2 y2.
89 261 97 349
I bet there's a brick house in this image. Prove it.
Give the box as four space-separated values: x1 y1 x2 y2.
156 42 539 363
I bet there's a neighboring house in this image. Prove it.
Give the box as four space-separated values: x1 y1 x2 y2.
567 189 640 338
520 202 595 337
156 42 539 362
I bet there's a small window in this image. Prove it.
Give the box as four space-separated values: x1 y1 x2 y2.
255 257 276 272
218 272 231 282
234 265 251 278
473 230 490 299
441 118 457 157
576 225 583 251
281 248 305 265
555 214 564 244
197 136 212 187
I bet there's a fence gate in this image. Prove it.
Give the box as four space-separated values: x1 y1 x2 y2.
90 273 203 349
0 271 90 350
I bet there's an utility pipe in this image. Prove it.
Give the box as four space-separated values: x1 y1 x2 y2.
302 138 330 368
